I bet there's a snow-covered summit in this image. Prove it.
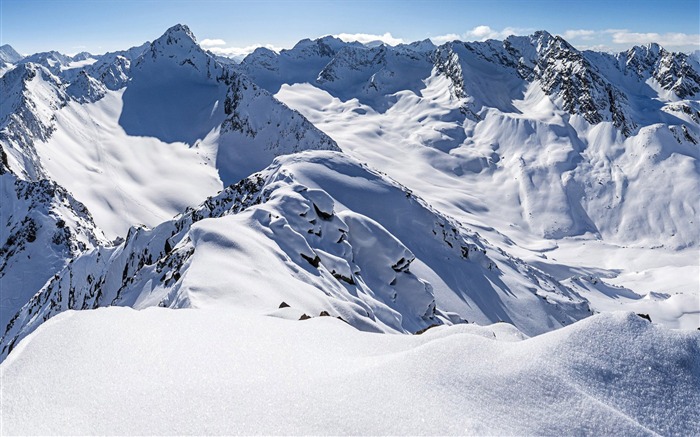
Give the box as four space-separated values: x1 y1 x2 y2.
132 23 220 79
0 44 23 64
619 43 700 98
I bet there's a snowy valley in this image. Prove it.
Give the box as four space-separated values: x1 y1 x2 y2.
0 24 698 435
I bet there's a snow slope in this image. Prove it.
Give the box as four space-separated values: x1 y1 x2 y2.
0 45 23 64
2 309 698 435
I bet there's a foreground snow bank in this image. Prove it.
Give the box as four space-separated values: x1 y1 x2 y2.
2 309 698 435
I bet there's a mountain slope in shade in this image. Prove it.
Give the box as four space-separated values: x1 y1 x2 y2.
2 309 697 435
1 151 593 359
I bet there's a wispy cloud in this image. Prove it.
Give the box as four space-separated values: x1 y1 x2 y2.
562 29 596 40
429 33 461 44
611 31 700 47
202 41 283 60
333 32 404 46
431 26 530 44
200 38 227 48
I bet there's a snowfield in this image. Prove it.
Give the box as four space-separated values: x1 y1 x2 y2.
2 309 698 435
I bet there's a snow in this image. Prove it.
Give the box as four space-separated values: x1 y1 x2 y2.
2 309 698 435
1 26 699 435
0 44 23 64
61 58 98 70
35 89 222 238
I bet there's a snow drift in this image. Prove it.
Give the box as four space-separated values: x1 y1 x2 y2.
2 310 697 435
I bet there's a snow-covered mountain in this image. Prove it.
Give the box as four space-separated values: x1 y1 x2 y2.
0 44 23 76
259 32 698 323
0 44 23 64
0 25 339 352
1 24 698 434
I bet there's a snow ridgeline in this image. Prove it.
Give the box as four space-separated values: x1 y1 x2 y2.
0 151 592 360
2 309 698 435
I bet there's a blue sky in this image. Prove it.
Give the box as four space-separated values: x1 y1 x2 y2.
1 0 698 56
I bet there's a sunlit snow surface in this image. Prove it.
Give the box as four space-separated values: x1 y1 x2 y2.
1 309 698 435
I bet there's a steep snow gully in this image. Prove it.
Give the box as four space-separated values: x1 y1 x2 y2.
0 24 698 435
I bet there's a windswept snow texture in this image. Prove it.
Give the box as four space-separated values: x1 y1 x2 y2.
2 310 698 436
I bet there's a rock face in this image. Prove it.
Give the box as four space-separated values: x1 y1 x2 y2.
0 172 107 331
621 43 700 98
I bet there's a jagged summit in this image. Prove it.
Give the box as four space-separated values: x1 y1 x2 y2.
142 23 203 62
71 51 94 61
161 23 197 43
129 23 224 86
399 38 436 52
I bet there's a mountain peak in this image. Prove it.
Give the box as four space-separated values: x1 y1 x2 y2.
163 24 197 43
143 24 200 58
532 29 554 39
135 23 212 71
0 44 23 63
